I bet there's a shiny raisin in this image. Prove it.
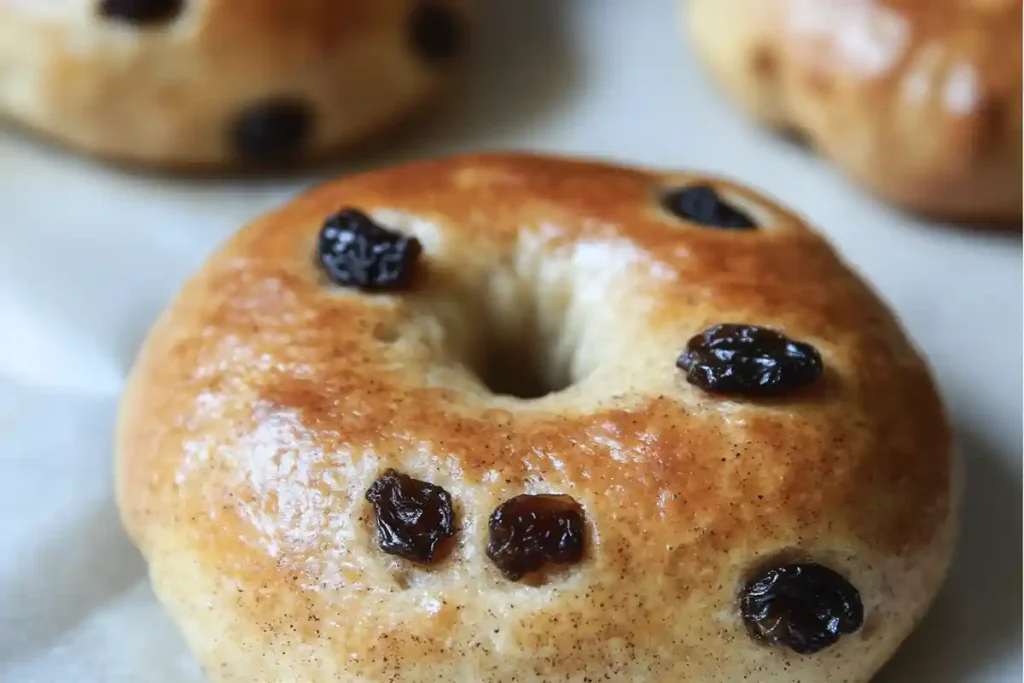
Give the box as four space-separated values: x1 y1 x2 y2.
318 209 422 291
663 185 756 229
486 494 585 581
740 563 864 654
409 3 463 64
231 99 312 164
365 470 455 563
678 324 823 396
99 0 183 24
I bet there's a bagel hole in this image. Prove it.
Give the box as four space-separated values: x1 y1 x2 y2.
465 274 578 400
476 340 568 400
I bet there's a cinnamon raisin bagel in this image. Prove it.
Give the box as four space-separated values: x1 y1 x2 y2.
116 153 958 682
0 0 472 168
686 0 1022 223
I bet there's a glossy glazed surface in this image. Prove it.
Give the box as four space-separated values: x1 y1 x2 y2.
116 154 957 682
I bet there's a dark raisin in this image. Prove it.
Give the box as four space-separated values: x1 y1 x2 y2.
231 99 312 164
663 185 756 229
677 324 823 396
317 209 422 291
486 494 585 581
740 563 864 654
409 3 463 64
365 469 455 564
99 0 183 24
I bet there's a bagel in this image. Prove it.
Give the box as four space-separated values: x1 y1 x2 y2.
686 0 1022 222
0 0 473 168
116 153 957 682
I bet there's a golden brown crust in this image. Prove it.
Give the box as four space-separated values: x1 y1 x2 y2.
116 153 957 682
0 0 473 168
687 0 1022 223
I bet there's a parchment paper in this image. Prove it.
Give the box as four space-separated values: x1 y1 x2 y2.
0 1 1020 681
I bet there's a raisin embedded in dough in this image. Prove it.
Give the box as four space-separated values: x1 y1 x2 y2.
365 470 456 564
740 563 864 654
486 494 586 581
98 0 184 24
231 99 314 164
663 185 757 229
317 208 422 291
678 324 823 396
409 3 464 64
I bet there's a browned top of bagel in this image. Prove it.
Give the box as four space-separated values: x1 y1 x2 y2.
688 0 1021 222
116 153 956 682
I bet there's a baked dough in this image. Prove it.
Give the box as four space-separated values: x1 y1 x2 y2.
0 0 473 168
116 153 957 682
687 0 1022 222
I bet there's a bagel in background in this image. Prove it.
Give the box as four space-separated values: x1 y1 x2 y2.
116 153 958 682
0 0 474 168
686 0 1022 223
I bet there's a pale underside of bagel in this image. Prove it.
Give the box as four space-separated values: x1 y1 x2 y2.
116 154 958 682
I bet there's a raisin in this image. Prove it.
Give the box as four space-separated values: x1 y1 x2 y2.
99 0 183 24
365 470 455 564
409 3 463 64
677 324 822 396
317 208 422 291
486 494 585 581
231 99 312 164
663 185 756 229
740 563 864 654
